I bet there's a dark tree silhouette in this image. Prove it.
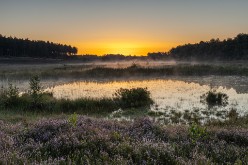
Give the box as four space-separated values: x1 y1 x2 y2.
1 34 247 61
168 34 248 60
0 35 78 59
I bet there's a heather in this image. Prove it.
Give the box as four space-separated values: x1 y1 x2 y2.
0 116 247 164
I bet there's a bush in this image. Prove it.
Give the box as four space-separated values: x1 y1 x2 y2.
0 84 20 108
68 113 78 127
113 88 154 109
188 123 208 143
200 90 228 106
29 75 43 96
28 76 43 107
0 77 56 111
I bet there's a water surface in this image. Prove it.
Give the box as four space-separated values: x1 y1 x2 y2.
46 79 248 115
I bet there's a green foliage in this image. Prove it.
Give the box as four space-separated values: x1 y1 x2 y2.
6 84 19 99
29 75 46 109
0 84 19 108
68 113 78 127
57 98 117 114
114 88 154 109
188 123 208 143
0 82 117 114
29 75 43 97
201 90 228 107
110 131 122 141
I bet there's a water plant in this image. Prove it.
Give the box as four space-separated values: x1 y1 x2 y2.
227 108 239 120
200 90 228 107
113 87 154 109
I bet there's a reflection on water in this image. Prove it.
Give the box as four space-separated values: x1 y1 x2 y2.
46 79 248 115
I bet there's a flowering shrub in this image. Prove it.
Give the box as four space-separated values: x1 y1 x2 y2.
216 129 248 147
0 116 247 164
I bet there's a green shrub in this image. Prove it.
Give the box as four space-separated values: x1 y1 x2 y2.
0 84 20 108
188 123 208 143
113 88 154 109
28 75 49 110
29 75 43 96
68 113 78 127
0 77 56 111
200 90 228 106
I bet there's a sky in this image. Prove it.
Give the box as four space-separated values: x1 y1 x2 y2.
0 0 248 55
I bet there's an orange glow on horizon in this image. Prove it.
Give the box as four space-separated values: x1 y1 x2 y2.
72 41 178 56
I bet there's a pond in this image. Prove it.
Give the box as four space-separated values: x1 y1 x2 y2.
45 78 248 116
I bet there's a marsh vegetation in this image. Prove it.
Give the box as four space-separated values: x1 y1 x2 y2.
0 62 248 164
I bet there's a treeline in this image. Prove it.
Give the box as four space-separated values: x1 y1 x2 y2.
149 34 248 61
0 35 77 59
170 33 248 60
77 34 248 61
1 33 248 61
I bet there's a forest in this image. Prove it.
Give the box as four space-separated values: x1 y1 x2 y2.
168 33 248 60
0 35 77 59
0 34 247 61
